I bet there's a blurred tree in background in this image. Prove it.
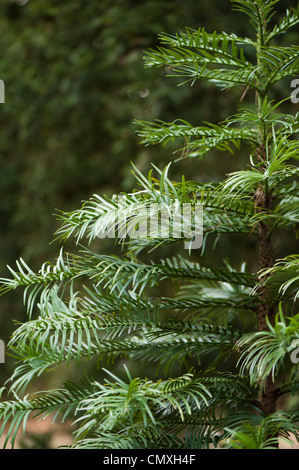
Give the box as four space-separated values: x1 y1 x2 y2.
0 0 231 381
0 0 297 402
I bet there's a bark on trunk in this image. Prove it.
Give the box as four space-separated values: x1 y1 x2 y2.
255 188 278 421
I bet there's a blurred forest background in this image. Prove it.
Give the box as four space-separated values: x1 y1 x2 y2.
0 0 297 447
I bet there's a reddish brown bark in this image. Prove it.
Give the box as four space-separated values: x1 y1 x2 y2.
253 187 279 428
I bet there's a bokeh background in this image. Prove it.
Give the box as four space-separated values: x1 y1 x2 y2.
0 0 297 448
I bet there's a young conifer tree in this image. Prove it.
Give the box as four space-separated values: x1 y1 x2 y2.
0 0 298 449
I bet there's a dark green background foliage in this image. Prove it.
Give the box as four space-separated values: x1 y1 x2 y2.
0 0 247 380
0 0 296 310
1 0 295 263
